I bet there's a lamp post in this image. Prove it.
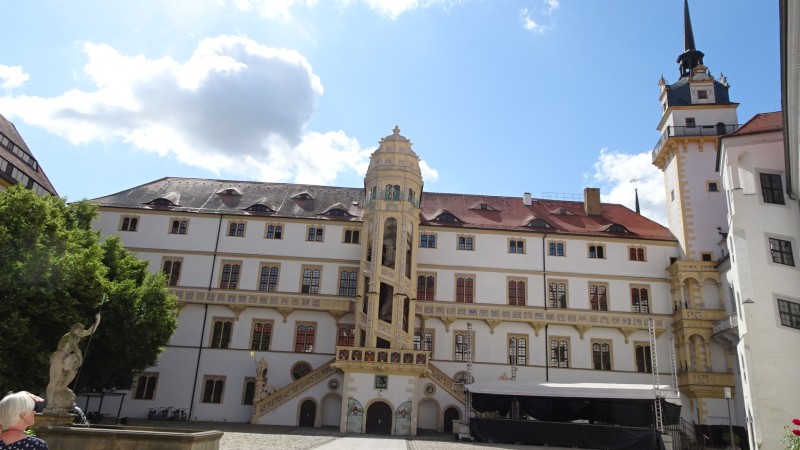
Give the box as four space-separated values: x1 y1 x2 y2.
725 386 735 449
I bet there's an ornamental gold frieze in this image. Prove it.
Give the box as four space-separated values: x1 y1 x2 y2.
333 346 429 375
169 288 352 319
415 303 668 339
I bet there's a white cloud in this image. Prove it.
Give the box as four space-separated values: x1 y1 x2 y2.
0 36 395 186
419 160 439 183
545 0 560 14
520 8 544 33
0 65 30 89
589 148 667 226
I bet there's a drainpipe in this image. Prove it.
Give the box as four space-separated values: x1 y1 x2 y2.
189 214 224 420
542 233 549 382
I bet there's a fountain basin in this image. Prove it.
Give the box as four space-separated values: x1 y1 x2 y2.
37 425 223 450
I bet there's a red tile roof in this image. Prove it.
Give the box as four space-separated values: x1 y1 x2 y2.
727 111 783 137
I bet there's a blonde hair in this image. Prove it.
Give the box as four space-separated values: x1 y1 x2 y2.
0 391 35 431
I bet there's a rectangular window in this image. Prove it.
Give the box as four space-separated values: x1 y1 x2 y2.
413 329 434 352
592 340 612 370
457 235 474 251
220 261 242 289
337 325 355 347
769 238 795 266
634 342 653 373
549 337 570 368
227 221 246 237
210 318 234 348
508 239 524 254
697 90 708 99
162 258 183 287
589 283 608 311
294 321 317 353
133 372 159 400
169 218 188 235
507 334 528 366
265 224 283 239
250 319 273 351
548 241 565 256
343 229 361 244
685 117 696 127
301 265 322 294
119 215 140 232
338 267 358 296
707 181 719 192
701 252 713 262
420 234 437 248
455 275 475 303
242 377 255 405
417 273 436 301
588 244 605 259
778 299 800 330
631 285 650 313
454 330 473 362
628 246 646 261
201 376 226 404
760 173 785 205
258 264 279 292
307 226 324 242
548 280 567 308
507 278 526 306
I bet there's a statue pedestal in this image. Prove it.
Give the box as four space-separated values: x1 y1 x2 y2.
34 412 74 431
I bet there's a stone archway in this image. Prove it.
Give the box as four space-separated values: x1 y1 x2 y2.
443 407 460 433
299 399 316 427
365 401 392 435
417 398 439 432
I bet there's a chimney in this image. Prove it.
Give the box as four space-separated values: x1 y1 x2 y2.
584 187 601 216
523 192 532 206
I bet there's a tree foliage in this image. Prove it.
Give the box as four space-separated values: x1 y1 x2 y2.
0 185 177 393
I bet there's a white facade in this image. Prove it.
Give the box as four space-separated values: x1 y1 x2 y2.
718 118 800 450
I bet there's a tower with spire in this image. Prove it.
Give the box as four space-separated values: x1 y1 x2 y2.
652 0 741 430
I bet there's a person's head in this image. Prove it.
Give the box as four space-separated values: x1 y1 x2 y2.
70 323 85 336
0 391 36 431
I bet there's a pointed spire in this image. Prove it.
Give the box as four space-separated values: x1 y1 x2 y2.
676 0 704 77
635 188 640 214
683 0 696 51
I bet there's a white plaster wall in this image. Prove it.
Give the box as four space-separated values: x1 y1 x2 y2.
720 130 800 449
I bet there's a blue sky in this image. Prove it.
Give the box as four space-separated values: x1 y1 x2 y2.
0 0 780 225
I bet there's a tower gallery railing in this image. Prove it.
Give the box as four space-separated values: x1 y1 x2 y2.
652 124 740 161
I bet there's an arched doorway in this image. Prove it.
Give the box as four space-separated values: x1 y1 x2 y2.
417 398 439 432
365 401 392 435
320 393 342 428
443 407 460 433
299 399 316 427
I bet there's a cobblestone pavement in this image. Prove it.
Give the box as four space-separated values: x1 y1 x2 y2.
127 420 574 450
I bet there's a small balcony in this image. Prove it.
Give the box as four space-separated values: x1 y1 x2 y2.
333 346 430 375
712 314 739 347
652 124 740 161
677 371 735 399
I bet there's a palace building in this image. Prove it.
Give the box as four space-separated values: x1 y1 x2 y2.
69 0 800 447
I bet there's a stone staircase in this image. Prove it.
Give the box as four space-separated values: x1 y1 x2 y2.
250 358 338 423
426 363 466 404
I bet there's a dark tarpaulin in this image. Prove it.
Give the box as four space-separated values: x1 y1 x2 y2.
469 418 666 450
470 393 680 427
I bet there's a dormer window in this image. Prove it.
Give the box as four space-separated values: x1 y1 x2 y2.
218 188 241 196
527 219 552 228
326 209 349 217
470 203 497 211
293 192 314 200
605 224 629 233
697 90 708 100
550 207 574 216
246 204 273 213
435 213 460 222
150 198 174 207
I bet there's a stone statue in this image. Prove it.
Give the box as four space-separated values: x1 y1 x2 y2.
254 358 269 402
45 314 101 413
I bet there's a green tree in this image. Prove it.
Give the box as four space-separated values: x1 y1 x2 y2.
0 184 177 394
